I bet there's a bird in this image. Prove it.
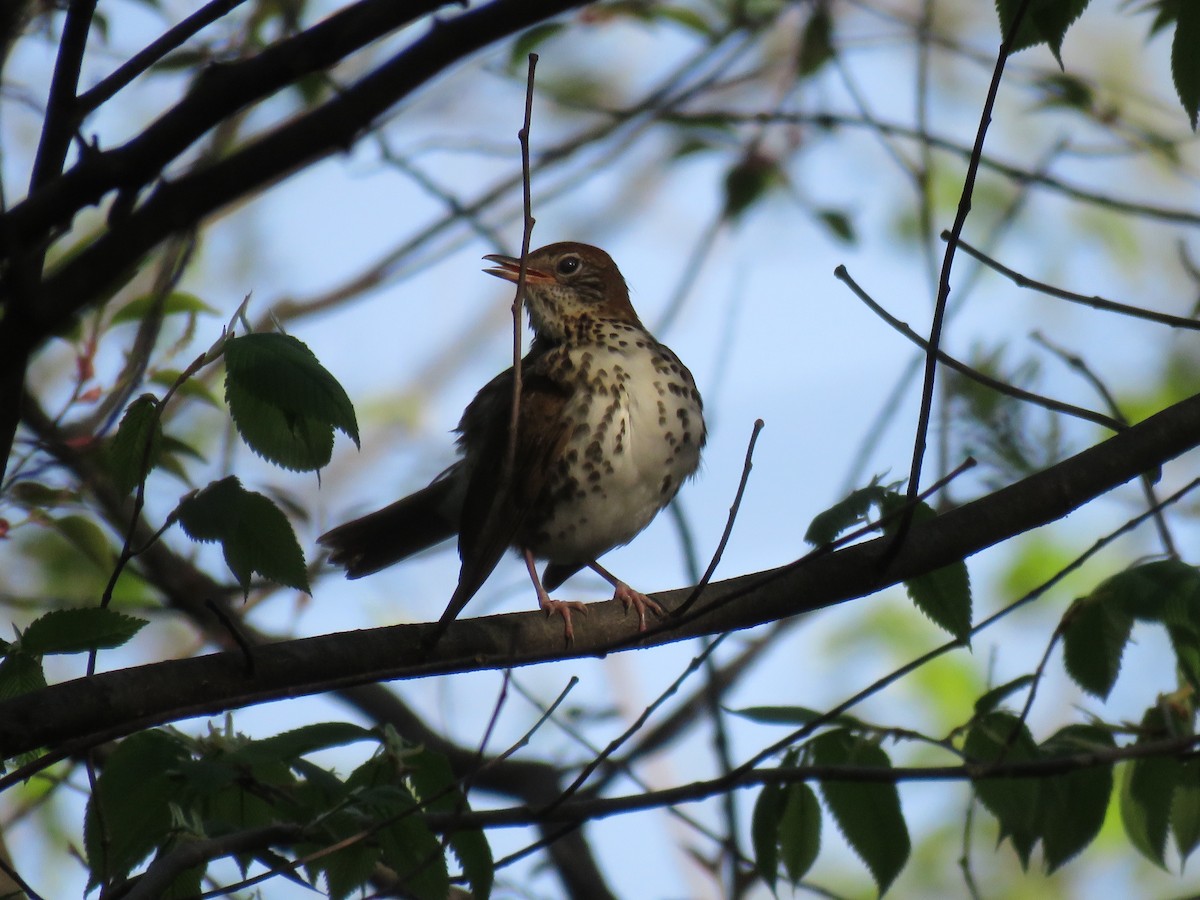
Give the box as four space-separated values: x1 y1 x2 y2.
319 241 706 642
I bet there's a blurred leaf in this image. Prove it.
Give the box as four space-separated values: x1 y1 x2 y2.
1171 0 1200 128
108 394 163 495
7 481 78 509
995 0 1092 66
810 730 909 894
656 5 714 35
224 332 359 472
20 608 147 655
1120 706 1183 869
963 711 1041 867
111 291 215 324
722 154 784 222
1033 72 1095 111
1039 725 1115 872
778 781 821 885
797 6 834 77
508 23 564 70
974 675 1035 715
729 705 864 729
85 730 191 885
1061 594 1133 699
814 208 856 244
51 515 114 570
1174 758 1200 866
752 780 786 892
177 476 310 595
149 369 221 408
1105 559 1200 627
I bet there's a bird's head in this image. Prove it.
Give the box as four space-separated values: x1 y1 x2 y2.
484 242 641 341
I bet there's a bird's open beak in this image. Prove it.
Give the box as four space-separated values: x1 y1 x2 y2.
483 254 555 285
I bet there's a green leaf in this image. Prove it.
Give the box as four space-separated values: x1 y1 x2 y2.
810 730 909 894
752 780 785 892
730 705 865 729
149 369 222 408
656 5 714 35
804 481 891 545
815 208 856 244
1120 706 1183 869
111 291 216 324
1174 758 1200 867
974 675 1035 715
0 650 47 700
995 0 1091 66
1172 0 1200 129
177 476 310 594
1103 559 1200 627
407 748 493 898
778 781 821 885
1039 725 1115 872
1061 591 1134 699
246 723 376 764
108 395 164 495
508 23 565 71
51 514 114 570
797 6 835 77
323 842 380 900
20 608 147 655
722 154 784 223
880 495 972 642
224 332 359 472
85 730 191 884
963 711 1041 867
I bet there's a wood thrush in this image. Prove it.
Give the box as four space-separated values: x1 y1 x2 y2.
319 242 706 641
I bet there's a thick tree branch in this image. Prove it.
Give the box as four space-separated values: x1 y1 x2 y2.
3 390 1199 761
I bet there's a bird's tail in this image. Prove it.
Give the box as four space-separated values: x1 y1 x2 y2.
319 472 460 579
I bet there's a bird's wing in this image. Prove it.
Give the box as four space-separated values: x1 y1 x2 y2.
435 363 573 631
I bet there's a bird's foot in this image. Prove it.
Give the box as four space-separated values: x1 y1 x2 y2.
540 596 588 644
611 581 664 632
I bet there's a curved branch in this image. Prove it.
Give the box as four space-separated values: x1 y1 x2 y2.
3 390 1200 763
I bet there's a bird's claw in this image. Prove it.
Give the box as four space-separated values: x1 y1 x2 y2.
541 597 588 643
612 582 664 632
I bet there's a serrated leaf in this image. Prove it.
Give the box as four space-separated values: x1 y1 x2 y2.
1120 706 1182 869
880 495 972 642
408 749 493 898
797 6 834 77
974 675 1035 715
111 291 216 324
108 395 163 495
963 711 1041 868
995 0 1091 66
778 781 821 885
804 482 891 545
85 730 191 884
1039 725 1115 872
752 781 786 892
1103 559 1200 627
177 476 310 595
1171 0 1200 129
224 332 359 473
1173 758 1200 866
323 842 380 900
810 730 909 894
0 650 47 700
1061 593 1133 699
51 514 114 569
20 608 147 655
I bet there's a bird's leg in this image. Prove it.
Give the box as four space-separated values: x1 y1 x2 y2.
524 549 587 643
587 560 664 632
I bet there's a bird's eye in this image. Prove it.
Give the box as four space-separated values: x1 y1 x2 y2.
556 255 581 276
